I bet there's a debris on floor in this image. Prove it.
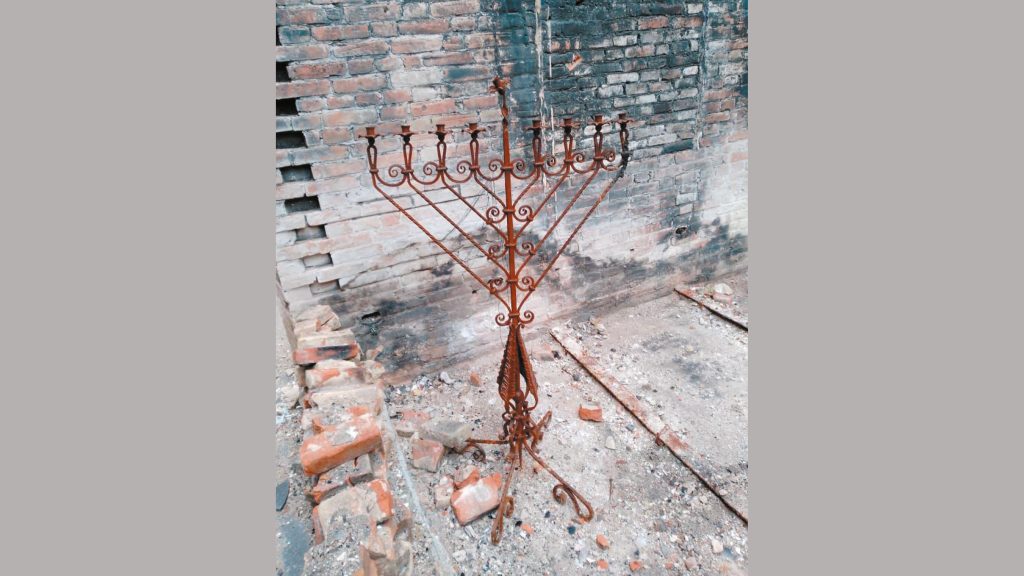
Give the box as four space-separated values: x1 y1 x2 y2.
277 273 749 575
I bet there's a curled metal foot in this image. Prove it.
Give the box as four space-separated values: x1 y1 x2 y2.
524 443 594 523
552 481 594 523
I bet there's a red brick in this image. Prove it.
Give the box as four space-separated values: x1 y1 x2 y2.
706 112 730 123
277 45 329 62
277 80 330 99
463 94 498 110
410 438 445 472
371 21 397 37
309 455 374 503
296 97 325 112
398 20 450 35
292 342 360 365
451 472 502 525
421 52 475 66
730 151 748 163
380 105 408 121
453 465 480 490
332 74 387 93
347 58 376 75
312 159 365 179
411 99 456 117
706 89 737 101
325 95 356 109
430 0 479 18
311 24 370 41
638 16 669 29
375 55 403 72
324 108 377 127
332 39 389 58
289 61 346 80
367 478 393 519
395 410 431 437
277 7 326 26
299 408 382 475
345 2 399 22
322 127 353 145
382 89 412 104
306 361 361 388
391 36 444 54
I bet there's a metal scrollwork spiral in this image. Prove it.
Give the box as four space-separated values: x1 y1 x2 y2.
516 276 536 291
487 243 508 259
513 204 534 222
485 205 504 225
487 277 507 294
515 241 537 256
510 158 530 179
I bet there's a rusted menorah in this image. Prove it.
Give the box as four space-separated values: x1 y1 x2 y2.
359 77 631 544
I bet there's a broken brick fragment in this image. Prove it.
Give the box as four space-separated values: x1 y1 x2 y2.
453 465 480 489
419 418 471 449
629 560 644 571
367 478 393 520
395 410 430 437
410 437 445 472
434 476 454 510
293 344 360 365
296 304 337 325
297 330 357 350
579 403 604 422
308 384 383 413
521 523 534 535
596 533 610 549
451 472 502 525
300 408 381 475
469 371 482 386
306 359 363 388
310 454 375 502
596 559 609 570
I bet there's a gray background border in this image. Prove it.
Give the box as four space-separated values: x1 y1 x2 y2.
3 1 1021 574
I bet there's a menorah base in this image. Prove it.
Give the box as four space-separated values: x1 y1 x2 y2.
455 324 594 544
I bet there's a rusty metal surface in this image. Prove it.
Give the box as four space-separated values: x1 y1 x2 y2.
360 77 631 543
550 327 749 525
675 287 749 331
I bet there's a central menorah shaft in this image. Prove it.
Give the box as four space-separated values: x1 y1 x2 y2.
359 77 631 544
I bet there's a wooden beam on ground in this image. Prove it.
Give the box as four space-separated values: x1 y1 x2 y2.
674 286 749 331
550 327 749 525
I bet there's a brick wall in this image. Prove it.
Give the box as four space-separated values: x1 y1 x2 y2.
276 0 748 373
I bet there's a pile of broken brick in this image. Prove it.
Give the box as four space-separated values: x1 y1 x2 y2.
289 305 412 576
394 410 504 525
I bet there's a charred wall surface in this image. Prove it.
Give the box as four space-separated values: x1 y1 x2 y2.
276 1 747 372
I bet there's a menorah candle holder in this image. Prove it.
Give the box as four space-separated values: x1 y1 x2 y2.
359 77 631 544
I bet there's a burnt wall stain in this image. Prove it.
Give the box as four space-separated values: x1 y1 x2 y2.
307 1 748 376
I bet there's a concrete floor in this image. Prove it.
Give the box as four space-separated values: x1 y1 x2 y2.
381 273 749 575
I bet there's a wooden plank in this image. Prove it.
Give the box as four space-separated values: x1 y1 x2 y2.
550 327 748 525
